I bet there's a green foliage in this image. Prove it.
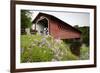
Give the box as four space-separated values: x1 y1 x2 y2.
21 34 54 62
21 46 53 62
78 27 89 46
21 10 32 34
73 25 89 46
80 44 89 60
21 34 80 62
21 48 30 62
70 39 82 56
61 48 79 60
55 41 79 60
30 46 53 62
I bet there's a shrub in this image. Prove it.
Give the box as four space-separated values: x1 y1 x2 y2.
21 35 54 62
21 48 30 62
70 39 82 56
30 46 53 62
21 34 79 62
80 44 89 60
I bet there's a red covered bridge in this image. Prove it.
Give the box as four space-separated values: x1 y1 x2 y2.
32 12 81 40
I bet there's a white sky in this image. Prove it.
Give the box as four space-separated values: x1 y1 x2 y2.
31 10 90 27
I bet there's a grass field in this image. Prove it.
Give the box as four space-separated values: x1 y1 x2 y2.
21 34 89 63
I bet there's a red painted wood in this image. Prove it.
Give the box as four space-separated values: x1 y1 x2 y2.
33 13 81 40
49 19 81 39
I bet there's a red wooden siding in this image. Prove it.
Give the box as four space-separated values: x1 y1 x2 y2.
49 18 81 39
32 13 81 40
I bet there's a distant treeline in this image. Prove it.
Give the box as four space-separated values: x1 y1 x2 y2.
78 26 89 46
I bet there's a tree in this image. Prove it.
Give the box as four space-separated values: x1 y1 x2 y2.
74 25 79 29
21 10 32 34
73 25 90 46
78 26 89 46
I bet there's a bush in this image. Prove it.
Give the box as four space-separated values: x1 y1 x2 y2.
80 44 89 60
21 48 30 62
21 35 54 62
21 34 80 62
70 39 82 56
78 27 89 46
61 48 79 60
30 46 53 62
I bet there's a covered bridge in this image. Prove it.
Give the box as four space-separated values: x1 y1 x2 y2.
32 12 81 40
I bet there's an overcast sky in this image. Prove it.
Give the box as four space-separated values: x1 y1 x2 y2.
31 10 90 27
